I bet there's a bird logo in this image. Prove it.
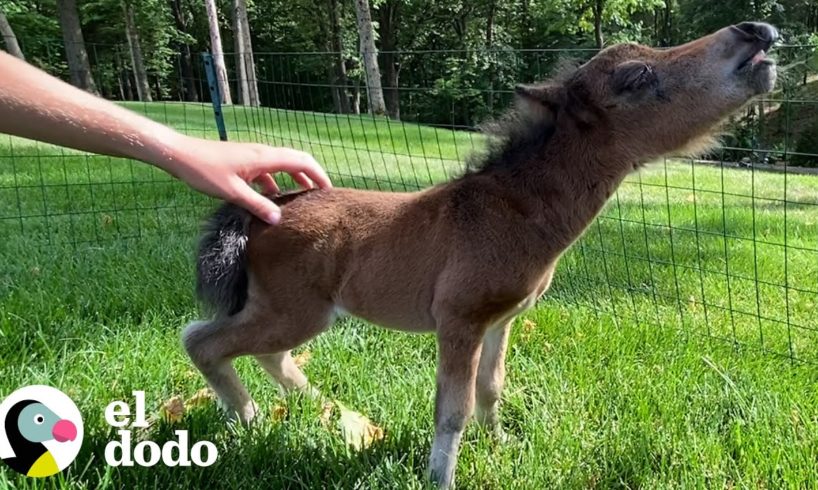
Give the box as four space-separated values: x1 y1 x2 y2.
0 385 83 478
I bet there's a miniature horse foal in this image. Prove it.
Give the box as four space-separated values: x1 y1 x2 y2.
185 22 778 488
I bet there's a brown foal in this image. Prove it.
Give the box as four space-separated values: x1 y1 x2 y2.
184 22 778 488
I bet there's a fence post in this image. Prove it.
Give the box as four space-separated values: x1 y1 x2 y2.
201 52 228 141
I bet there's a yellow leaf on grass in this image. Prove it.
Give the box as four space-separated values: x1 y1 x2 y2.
271 403 288 422
337 402 384 451
293 350 312 367
520 319 537 340
185 388 216 410
160 395 185 423
319 401 335 427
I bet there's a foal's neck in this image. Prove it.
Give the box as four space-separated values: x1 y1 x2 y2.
486 128 635 253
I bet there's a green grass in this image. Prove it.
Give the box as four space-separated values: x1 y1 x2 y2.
2 103 818 488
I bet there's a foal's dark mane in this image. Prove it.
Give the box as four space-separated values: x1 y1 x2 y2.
465 116 557 176
464 61 581 177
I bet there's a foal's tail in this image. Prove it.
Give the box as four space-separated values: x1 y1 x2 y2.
196 203 252 317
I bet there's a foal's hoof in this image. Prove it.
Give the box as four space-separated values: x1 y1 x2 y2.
223 400 259 425
480 424 518 446
495 427 520 445
427 470 454 490
492 427 510 444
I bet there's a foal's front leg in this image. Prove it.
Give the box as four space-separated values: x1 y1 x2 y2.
475 321 511 434
428 324 483 489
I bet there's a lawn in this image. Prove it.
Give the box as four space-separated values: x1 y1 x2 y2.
1 102 817 488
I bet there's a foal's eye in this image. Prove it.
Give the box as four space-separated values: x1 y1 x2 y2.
612 61 657 94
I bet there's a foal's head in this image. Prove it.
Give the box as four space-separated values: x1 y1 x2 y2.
515 22 778 164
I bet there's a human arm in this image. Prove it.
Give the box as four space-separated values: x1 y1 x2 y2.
0 51 331 224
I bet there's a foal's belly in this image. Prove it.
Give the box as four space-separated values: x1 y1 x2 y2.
334 270 439 333
336 299 438 333
332 240 558 334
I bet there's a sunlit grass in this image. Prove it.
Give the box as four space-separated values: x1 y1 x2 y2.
1 103 817 488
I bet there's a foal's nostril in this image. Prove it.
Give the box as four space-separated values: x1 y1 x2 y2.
731 22 779 50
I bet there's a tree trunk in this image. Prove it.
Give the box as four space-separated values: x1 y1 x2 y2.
353 0 386 115
328 0 351 114
520 0 532 49
56 0 97 93
0 9 25 60
377 0 400 119
655 0 673 47
123 70 134 100
237 0 258 106
116 47 133 100
485 0 496 47
232 0 249 105
170 0 199 101
663 0 672 47
114 49 125 99
123 2 152 102
117 72 125 100
204 0 232 104
453 9 469 48
351 81 361 115
593 0 604 50
485 0 497 115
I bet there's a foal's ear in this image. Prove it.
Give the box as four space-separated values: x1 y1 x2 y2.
514 83 567 122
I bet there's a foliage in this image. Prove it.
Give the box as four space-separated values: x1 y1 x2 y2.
3 0 818 160
793 120 818 166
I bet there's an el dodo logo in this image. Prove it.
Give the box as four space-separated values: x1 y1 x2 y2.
0 385 82 478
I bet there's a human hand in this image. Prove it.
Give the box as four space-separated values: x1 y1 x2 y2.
0 51 330 223
164 136 332 224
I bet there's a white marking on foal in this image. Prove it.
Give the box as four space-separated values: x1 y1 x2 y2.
429 430 462 489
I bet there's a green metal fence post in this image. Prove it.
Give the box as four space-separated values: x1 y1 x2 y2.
201 52 228 141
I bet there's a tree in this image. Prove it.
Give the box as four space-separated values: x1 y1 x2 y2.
204 0 232 104
654 0 674 46
123 1 152 101
592 0 604 49
170 0 200 101
232 0 259 106
578 0 606 49
232 0 249 105
56 0 98 93
576 0 664 49
0 8 25 60
328 0 351 114
353 0 386 115
377 0 400 119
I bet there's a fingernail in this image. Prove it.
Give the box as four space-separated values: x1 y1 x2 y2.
266 209 281 225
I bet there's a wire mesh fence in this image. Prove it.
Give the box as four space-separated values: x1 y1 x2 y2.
2 44 818 363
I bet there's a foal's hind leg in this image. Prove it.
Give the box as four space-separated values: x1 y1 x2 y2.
251 302 335 398
183 318 260 423
185 300 334 422
475 320 512 434
255 352 320 398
